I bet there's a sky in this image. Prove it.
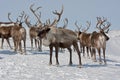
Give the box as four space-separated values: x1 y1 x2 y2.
0 0 120 31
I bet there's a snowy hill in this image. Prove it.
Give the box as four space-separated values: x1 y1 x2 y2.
0 30 120 80
108 30 120 38
107 30 120 57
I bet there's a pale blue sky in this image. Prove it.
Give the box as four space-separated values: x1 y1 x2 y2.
0 0 120 31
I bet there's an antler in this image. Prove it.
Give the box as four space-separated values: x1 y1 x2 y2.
82 21 91 32
96 16 111 33
24 14 32 28
50 5 64 27
17 11 25 23
63 18 68 28
30 4 42 26
46 19 51 26
75 21 82 31
102 22 111 33
8 12 25 24
8 13 13 22
96 17 107 30
52 5 63 22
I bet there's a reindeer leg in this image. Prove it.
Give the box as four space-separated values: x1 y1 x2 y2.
6 39 12 49
67 47 72 65
73 43 82 67
86 47 90 58
90 47 92 58
79 42 82 53
35 39 37 49
31 38 33 50
13 39 16 52
1 38 4 49
19 41 22 54
55 46 59 65
97 48 102 64
49 45 53 65
24 39 26 54
39 39 42 51
103 48 106 64
83 46 85 57
16 41 18 52
92 48 97 62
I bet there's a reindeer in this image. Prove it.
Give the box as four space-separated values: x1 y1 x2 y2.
25 15 42 51
37 6 82 67
10 11 26 54
25 4 43 51
0 26 12 49
75 21 92 58
0 13 21 49
37 27 82 67
91 17 111 64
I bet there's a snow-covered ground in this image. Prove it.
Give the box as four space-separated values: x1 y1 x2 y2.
0 30 120 80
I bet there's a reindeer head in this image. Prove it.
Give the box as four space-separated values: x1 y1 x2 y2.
96 17 111 41
75 21 91 40
75 21 82 40
37 5 63 39
37 26 50 38
8 11 25 27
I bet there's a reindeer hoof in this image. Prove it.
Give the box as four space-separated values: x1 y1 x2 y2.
38 48 42 52
49 63 52 66
78 65 82 68
104 62 107 65
68 62 73 66
93 59 97 62
56 63 59 66
99 61 102 64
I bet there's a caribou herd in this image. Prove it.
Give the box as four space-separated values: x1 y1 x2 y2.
0 4 111 68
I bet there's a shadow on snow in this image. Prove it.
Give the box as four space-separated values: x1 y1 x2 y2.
0 50 16 55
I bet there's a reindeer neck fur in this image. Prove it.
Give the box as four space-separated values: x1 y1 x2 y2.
42 27 57 46
100 31 109 41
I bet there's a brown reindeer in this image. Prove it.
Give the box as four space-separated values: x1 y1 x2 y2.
75 21 92 58
0 25 13 49
37 6 82 67
11 25 26 54
25 4 43 51
10 11 26 54
25 15 42 51
91 17 111 64
0 13 21 49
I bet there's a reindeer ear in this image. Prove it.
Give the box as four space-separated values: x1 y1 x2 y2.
46 28 50 33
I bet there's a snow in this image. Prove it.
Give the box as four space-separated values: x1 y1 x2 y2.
0 30 120 80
